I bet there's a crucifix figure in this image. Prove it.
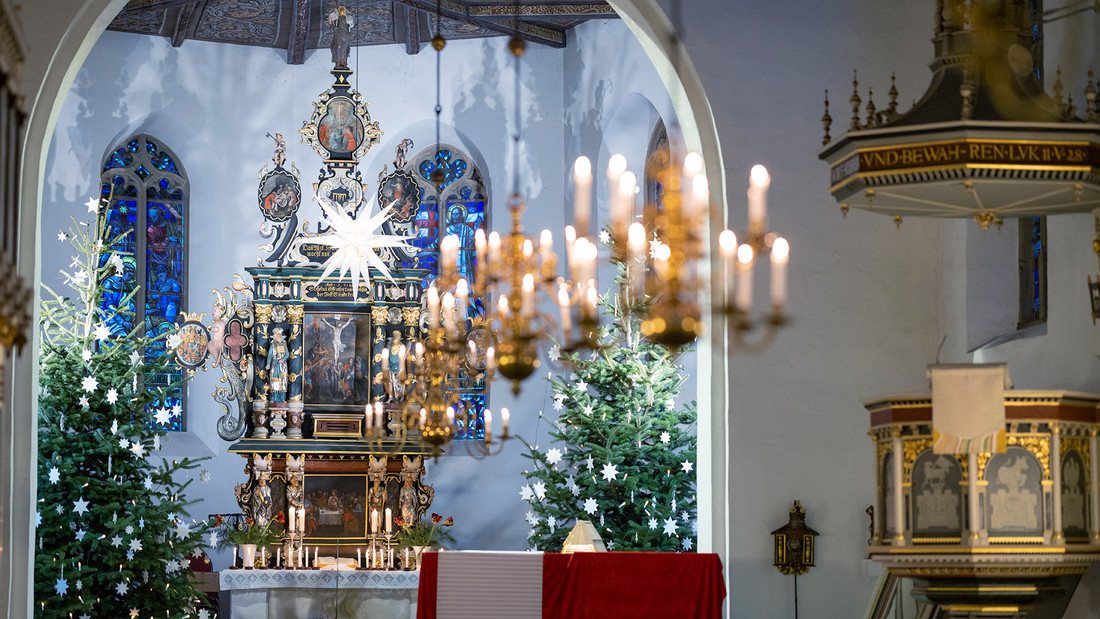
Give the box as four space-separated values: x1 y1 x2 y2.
322 315 355 363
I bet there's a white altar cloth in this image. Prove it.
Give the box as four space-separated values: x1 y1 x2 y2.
220 569 419 619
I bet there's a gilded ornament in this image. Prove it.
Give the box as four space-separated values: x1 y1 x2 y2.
402 307 421 326
287 305 305 323
977 451 992 480
371 307 388 324
902 437 933 483
255 304 273 323
1007 435 1051 480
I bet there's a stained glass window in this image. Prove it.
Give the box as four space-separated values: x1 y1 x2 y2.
99 135 188 431
1017 216 1046 330
644 119 670 209
408 145 488 440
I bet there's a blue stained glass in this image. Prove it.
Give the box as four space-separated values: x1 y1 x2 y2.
135 165 149 180
103 146 134 172
127 139 139 153
460 186 471 199
418 149 468 190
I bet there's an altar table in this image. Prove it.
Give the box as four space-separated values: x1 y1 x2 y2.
220 568 419 619
416 551 726 619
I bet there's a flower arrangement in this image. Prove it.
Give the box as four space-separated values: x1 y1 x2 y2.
393 513 455 550
212 512 285 550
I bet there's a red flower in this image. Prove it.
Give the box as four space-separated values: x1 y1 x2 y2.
276 511 286 524
443 517 454 526
213 515 224 527
245 517 254 527
394 516 405 527
431 513 442 524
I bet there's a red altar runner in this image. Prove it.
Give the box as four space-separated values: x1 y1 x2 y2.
417 551 726 618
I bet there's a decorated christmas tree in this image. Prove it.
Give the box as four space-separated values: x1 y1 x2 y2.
35 197 210 618
519 248 697 552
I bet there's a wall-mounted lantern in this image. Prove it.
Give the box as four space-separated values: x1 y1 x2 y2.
771 500 818 576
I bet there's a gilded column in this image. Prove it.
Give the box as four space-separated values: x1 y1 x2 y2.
1051 424 1063 544
1090 428 1100 544
892 429 905 545
286 304 305 439
252 303 272 439
872 435 883 544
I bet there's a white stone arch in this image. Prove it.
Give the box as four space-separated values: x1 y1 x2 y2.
9 3 728 615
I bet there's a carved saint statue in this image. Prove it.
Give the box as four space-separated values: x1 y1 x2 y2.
253 471 273 527
267 327 288 403
400 476 417 525
387 330 406 402
328 5 354 68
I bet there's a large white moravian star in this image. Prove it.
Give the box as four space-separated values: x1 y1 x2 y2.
309 199 414 299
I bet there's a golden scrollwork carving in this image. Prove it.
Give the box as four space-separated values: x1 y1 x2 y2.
371 307 388 324
1007 435 1051 480
286 305 305 323
1061 436 1090 486
403 307 421 326
903 437 933 483
876 439 890 474
976 451 992 480
255 304 273 323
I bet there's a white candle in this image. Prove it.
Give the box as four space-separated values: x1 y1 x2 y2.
405 547 410 568
718 230 737 309
771 237 789 309
385 508 393 534
564 226 576 277
371 509 380 534
314 547 319 566
683 151 704 176
501 407 510 437
289 506 297 533
737 244 754 310
441 235 459 280
488 231 501 272
380 346 390 386
398 344 407 377
456 278 469 322
484 409 493 444
607 154 628 238
442 293 457 338
276 547 281 567
485 347 495 372
573 156 592 238
521 273 535 317
298 510 305 535
426 287 440 329
748 164 770 236
557 286 572 343
365 404 374 431
375 402 384 434
233 545 238 568
497 294 510 319
539 229 553 268
628 222 646 298
261 547 267 568
389 547 394 568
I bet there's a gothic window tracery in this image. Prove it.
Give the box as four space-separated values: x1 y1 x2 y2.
99 134 188 431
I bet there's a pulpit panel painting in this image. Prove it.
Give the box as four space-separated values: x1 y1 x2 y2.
986 447 1044 537
911 452 963 537
1061 450 1088 540
303 312 372 407
303 474 367 541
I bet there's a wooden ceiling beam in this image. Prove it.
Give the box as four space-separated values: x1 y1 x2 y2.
170 1 198 47
393 0 566 48
287 0 310 65
466 3 614 19
404 6 421 56
119 0 199 16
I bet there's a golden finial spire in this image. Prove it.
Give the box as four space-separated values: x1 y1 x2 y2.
821 90 832 145
849 70 862 130
887 72 898 116
865 87 877 127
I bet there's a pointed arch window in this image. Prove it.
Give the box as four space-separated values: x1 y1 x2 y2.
99 135 188 431
387 144 488 439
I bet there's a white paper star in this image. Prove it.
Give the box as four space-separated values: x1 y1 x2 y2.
582 404 594 416
129 538 141 552
115 581 129 596
110 419 118 434
56 504 63 515
93 323 111 341
606 539 615 550
663 517 678 537
81 349 92 362
170 402 182 417
75 528 86 541
57 231 68 242
166 332 182 350
125 525 134 535
208 531 219 547
54 577 68 596
309 200 414 299
546 448 563 465
129 607 138 618
649 238 665 260
199 469 211 483
80 614 90 619
109 253 125 273
73 498 89 515
79 395 89 408
154 407 171 426
198 610 210 619
85 197 100 213
601 462 619 482
525 511 540 526
111 535 123 548
682 537 693 550
129 350 142 365
598 229 610 244
175 522 190 538
583 497 598 515
660 431 671 444
681 460 693 473
532 481 546 500
143 476 153 491
81 376 98 392
552 398 564 411
575 379 588 392
648 517 658 530
48 466 60 484
35 511 41 527
75 580 82 591
105 388 119 404
548 345 560 361
117 437 128 450
586 455 594 470
130 441 145 457
519 485 534 502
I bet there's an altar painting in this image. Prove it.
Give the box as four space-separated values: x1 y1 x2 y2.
303 312 372 406
303 474 367 540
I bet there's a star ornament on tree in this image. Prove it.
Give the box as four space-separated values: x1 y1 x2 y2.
601 462 619 482
309 200 413 299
